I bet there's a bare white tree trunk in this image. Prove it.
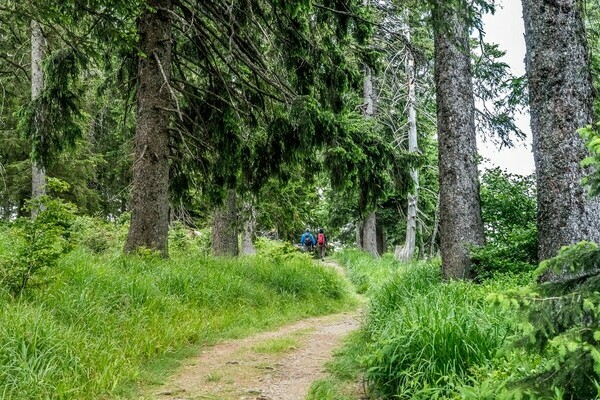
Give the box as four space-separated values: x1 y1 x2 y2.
397 24 419 263
364 65 374 116
31 20 46 216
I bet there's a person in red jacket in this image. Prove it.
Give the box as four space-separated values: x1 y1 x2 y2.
316 228 327 261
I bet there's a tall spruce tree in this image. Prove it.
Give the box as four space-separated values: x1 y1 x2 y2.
124 0 173 256
123 0 377 255
522 0 600 264
431 1 484 279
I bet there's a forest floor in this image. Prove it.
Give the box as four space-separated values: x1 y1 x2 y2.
147 261 364 400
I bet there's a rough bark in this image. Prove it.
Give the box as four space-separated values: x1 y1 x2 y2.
212 190 239 257
355 222 363 248
398 25 419 262
376 223 386 255
240 198 256 255
522 0 600 263
433 4 485 279
429 195 440 258
124 0 172 257
31 20 46 216
361 211 379 257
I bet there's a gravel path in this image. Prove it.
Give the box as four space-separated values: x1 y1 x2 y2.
150 262 363 400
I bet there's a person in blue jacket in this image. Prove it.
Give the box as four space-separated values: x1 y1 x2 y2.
300 228 316 252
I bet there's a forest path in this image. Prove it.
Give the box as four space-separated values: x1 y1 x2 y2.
149 261 363 400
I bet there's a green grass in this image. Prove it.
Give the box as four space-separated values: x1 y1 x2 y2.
306 379 356 400
252 337 300 354
317 250 527 400
0 239 356 400
334 249 403 294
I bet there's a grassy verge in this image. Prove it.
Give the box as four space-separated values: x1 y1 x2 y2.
0 241 356 400
308 249 530 400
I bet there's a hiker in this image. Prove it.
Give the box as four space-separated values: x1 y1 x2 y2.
316 228 327 261
300 228 315 252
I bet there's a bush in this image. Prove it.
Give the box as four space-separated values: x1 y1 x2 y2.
471 224 537 280
70 216 124 254
487 241 600 399
472 168 537 279
0 196 76 296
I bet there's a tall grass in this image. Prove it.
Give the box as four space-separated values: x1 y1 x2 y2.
335 249 402 294
331 250 524 400
0 237 354 400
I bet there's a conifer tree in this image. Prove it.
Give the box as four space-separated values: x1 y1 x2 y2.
522 0 600 264
431 1 484 279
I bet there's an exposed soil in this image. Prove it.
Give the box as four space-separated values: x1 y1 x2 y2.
150 262 363 400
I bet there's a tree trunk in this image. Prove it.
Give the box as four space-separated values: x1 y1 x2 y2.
124 0 173 257
361 211 379 257
376 223 386 255
429 194 440 258
356 221 363 248
397 21 420 263
359 9 378 257
522 0 600 263
240 198 256 255
31 20 46 217
212 190 239 257
433 3 484 280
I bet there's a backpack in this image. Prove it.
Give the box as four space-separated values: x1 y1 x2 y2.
317 233 325 245
304 236 312 246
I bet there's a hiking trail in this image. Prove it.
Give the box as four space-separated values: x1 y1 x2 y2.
149 261 364 400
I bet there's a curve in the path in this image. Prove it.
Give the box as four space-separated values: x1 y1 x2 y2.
152 309 361 400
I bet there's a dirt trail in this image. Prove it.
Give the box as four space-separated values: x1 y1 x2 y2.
151 262 363 400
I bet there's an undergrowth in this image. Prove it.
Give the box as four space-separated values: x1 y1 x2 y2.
0 221 355 400
315 249 530 400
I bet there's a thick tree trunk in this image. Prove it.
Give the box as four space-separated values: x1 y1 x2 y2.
398 26 419 262
240 198 256 255
361 211 379 257
433 4 484 279
31 20 46 217
124 0 172 257
212 190 239 257
522 0 600 263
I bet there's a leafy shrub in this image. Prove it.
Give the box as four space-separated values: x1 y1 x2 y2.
167 221 209 254
70 216 123 254
488 241 600 399
471 168 537 280
0 196 76 296
471 225 537 280
255 237 310 262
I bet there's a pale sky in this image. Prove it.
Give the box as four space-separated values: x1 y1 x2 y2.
478 0 535 176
